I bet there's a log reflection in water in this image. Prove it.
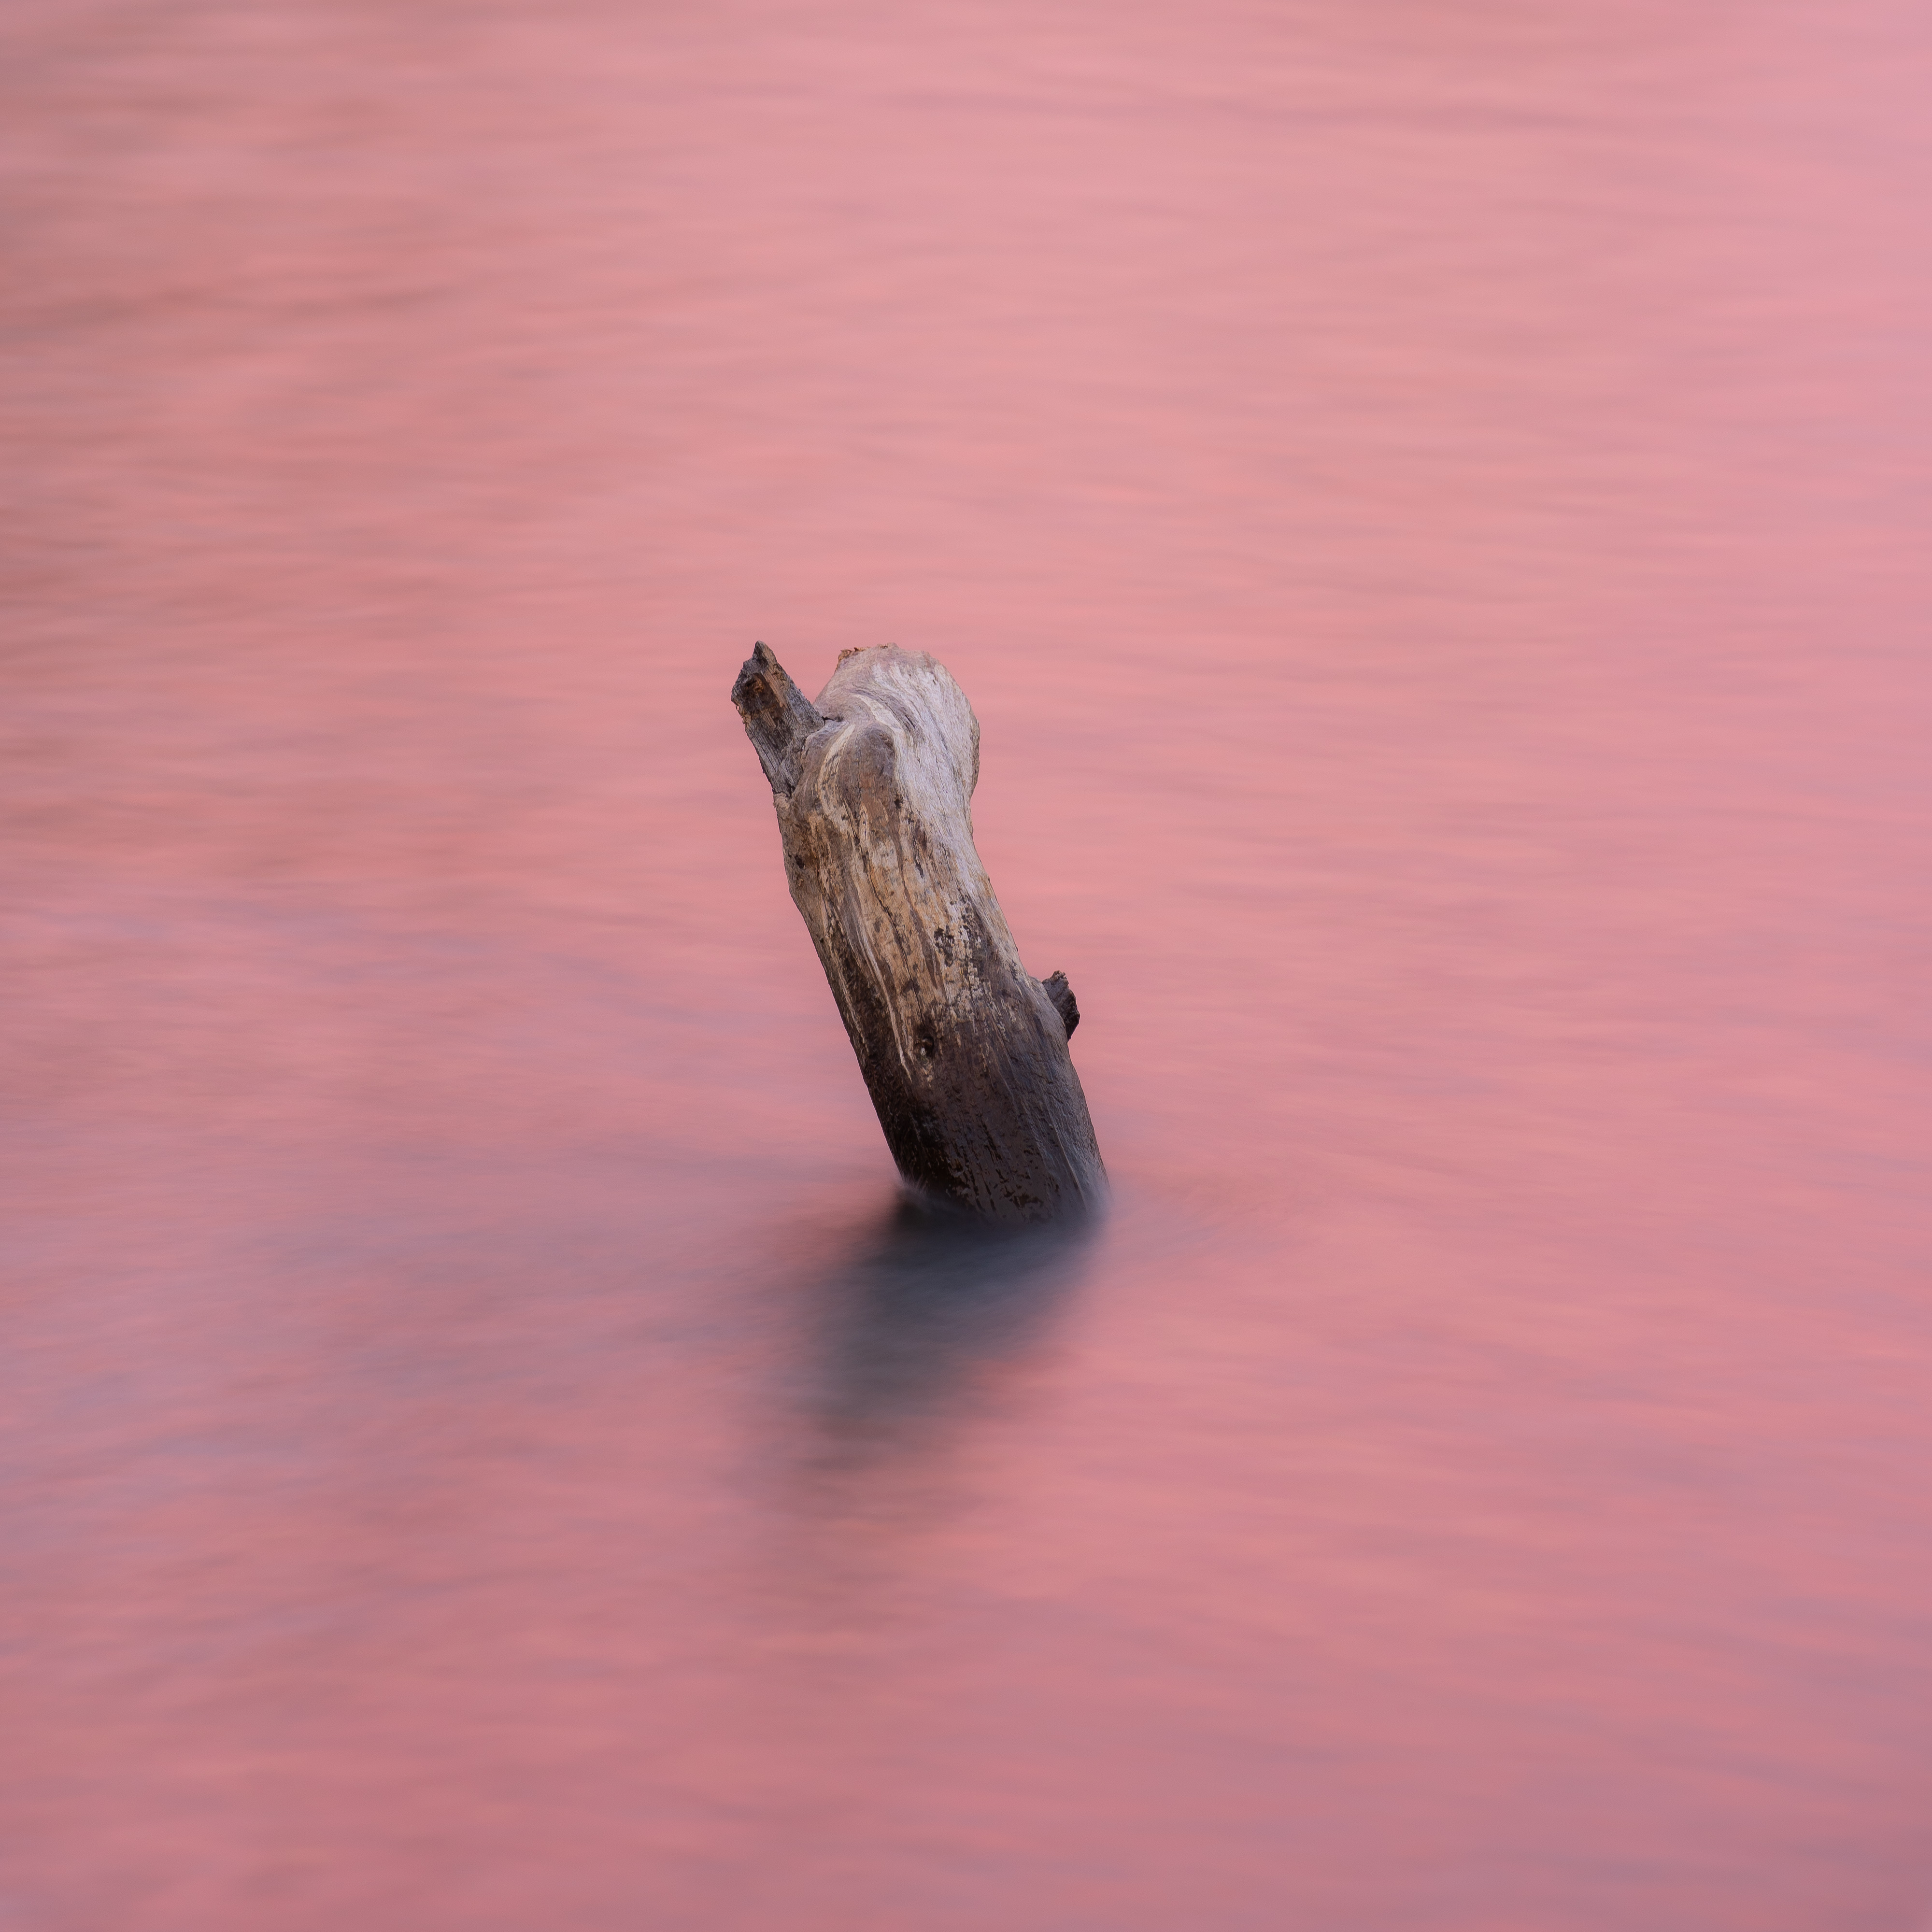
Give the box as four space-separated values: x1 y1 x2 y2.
800 1194 1098 1445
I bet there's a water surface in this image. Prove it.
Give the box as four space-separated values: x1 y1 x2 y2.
5 1 1932 1926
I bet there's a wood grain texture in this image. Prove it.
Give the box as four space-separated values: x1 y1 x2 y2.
732 642 1106 1222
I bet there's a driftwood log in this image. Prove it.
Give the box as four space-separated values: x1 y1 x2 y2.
732 642 1105 1223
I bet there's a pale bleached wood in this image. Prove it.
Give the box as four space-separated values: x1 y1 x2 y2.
732 642 1105 1222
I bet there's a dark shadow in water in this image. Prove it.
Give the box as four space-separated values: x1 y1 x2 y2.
801 1194 1100 1451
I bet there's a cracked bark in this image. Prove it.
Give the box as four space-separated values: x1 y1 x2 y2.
731 642 1106 1222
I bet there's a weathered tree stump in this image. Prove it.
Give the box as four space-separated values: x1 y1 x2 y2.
732 642 1106 1223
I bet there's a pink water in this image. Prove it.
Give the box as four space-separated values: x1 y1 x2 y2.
6 1 1932 1925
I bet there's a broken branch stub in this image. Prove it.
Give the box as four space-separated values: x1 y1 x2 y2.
731 642 1106 1222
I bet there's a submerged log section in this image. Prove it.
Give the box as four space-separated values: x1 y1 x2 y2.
732 642 1105 1222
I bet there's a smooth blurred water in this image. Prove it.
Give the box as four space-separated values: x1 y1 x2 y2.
5 2 1932 1926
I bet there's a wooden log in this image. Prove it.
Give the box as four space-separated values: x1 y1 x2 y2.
732 642 1106 1223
